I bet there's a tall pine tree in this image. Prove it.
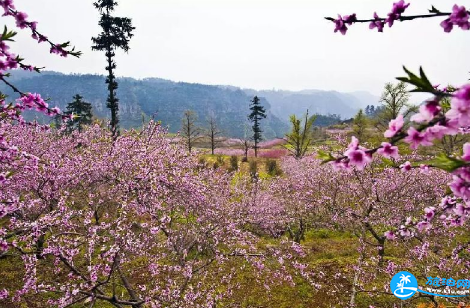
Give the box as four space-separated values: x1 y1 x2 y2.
248 96 267 158
65 94 93 133
92 0 134 139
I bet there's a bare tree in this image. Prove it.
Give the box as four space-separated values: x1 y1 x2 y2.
375 81 417 128
436 135 470 156
240 123 252 162
181 110 201 153
206 115 224 155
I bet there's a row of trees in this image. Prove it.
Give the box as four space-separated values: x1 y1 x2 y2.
180 96 268 157
180 96 326 160
62 80 432 162
60 91 322 161
181 110 220 154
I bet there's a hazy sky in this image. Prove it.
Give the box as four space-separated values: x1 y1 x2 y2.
4 0 470 96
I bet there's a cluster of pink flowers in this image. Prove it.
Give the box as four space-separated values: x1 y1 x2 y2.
49 44 67 57
333 1 411 35
404 85 469 151
340 136 372 170
0 94 70 130
333 14 357 35
331 2 470 35
214 147 288 158
0 32 19 76
386 0 410 27
0 0 49 46
0 51 17 72
335 135 399 170
18 93 61 116
327 5 470 274
333 82 470 174
331 81 470 239
446 84 470 126
441 5 470 32
0 0 79 197
259 148 288 159
0 0 79 85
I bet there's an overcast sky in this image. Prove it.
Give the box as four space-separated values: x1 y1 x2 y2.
4 0 470 96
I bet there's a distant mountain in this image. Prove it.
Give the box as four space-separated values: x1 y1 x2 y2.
347 91 381 109
0 72 287 138
1 71 380 137
244 89 380 122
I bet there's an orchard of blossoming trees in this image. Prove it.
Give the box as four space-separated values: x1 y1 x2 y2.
325 2 470 241
1 0 470 307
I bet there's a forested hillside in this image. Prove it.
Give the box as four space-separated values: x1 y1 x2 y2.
0 72 288 138
1 71 379 137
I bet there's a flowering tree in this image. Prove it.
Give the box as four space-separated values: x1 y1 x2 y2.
323 2 470 305
323 1 470 228
1 0 79 194
232 151 459 306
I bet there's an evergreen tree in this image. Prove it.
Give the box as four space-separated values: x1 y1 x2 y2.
353 109 368 140
365 105 378 117
248 96 267 157
92 0 134 140
65 94 93 133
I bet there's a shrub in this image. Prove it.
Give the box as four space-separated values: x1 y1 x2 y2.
266 159 281 176
229 155 238 172
216 155 225 166
198 157 207 166
249 160 258 178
